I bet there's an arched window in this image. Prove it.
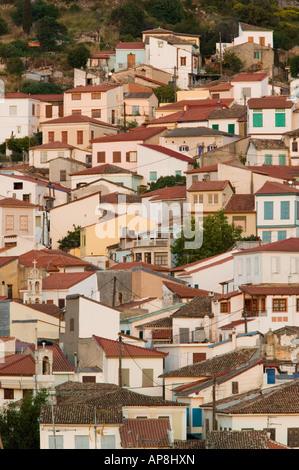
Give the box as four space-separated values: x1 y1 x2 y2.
35 281 40 294
42 356 50 375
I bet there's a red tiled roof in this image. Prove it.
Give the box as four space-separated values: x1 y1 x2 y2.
91 50 115 58
40 114 118 127
0 354 35 376
147 105 233 126
42 272 95 290
140 185 186 201
224 194 255 212
117 297 157 309
155 98 234 112
23 302 63 318
240 284 299 296
219 319 251 330
29 141 75 150
116 42 145 49
0 197 36 208
255 181 299 195
180 255 234 276
140 144 194 163
0 173 69 192
163 281 210 297
30 94 63 102
234 237 299 254
213 290 242 301
91 126 167 143
0 256 18 268
93 335 168 357
69 163 137 176
120 418 171 448
248 165 299 182
107 261 169 272
187 180 231 192
248 95 293 109
185 164 218 174
5 92 33 99
64 84 119 93
231 73 268 82
18 249 91 270
135 75 166 86
24 344 74 373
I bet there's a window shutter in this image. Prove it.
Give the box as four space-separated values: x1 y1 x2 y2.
280 201 290 220
264 201 273 220
192 408 202 427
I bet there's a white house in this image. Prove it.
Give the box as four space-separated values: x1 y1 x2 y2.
0 92 40 143
29 141 90 168
245 138 289 166
255 180 299 242
231 72 269 105
216 22 273 54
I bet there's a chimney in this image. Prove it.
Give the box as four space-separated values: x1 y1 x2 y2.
74 352 78 368
1 281 5 297
231 329 237 349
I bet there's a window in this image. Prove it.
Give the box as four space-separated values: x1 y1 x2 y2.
113 151 121 163
72 109 82 115
278 154 286 165
208 193 218 204
36 216 41 227
121 369 130 387
97 151 106 163
72 93 81 100
49 435 64 449
48 131 54 142
277 230 286 241
275 109 286 127
41 151 47 163
193 353 206 363
292 140 298 152
248 36 254 42
70 318 74 331
179 328 189 343
252 109 263 128
82 375 96 383
111 109 115 124
273 298 287 312
193 194 203 204
142 369 154 387
228 124 235 134
262 231 271 242
132 106 139 116
220 302 230 313
91 92 101 100
175 170 181 176
75 436 89 449
259 37 265 46
154 252 168 266
280 201 290 220
9 105 17 116
150 171 157 181
61 131 68 144
232 216 246 232
77 130 83 145
242 87 251 98
14 182 23 190
4 389 14 400
232 382 239 394
264 154 272 165
180 56 187 66
254 51 260 59
20 215 28 231
45 105 52 118
32 104 35 116
212 124 219 130
101 435 116 449
91 109 101 118
296 299 299 311
6 215 14 230
192 408 202 427
288 428 299 447
145 252 151 264
264 201 273 220
126 151 137 162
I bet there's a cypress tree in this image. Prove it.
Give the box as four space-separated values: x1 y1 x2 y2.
22 0 32 35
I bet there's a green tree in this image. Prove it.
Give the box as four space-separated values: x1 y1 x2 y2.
67 44 90 69
171 210 243 267
153 84 177 104
146 0 184 25
110 1 146 39
0 390 48 449
22 0 32 35
5 57 25 76
58 225 81 252
148 175 186 191
290 55 299 78
222 50 244 75
21 80 63 95
35 16 67 51
0 16 9 36
6 135 41 161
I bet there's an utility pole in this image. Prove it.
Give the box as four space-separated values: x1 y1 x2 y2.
212 376 217 431
243 305 248 334
112 275 116 308
243 94 247 137
123 102 127 132
94 407 98 449
271 63 275 96
173 66 177 103
118 335 123 387
219 32 222 77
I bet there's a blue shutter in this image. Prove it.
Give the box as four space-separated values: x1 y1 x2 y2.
278 154 286 165
264 201 273 220
266 368 276 384
179 146 182 151
278 230 287 240
280 201 290 220
197 146 203 155
262 231 272 242
185 146 189 151
192 408 202 427
186 407 190 426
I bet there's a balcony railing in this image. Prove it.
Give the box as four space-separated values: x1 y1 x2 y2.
133 239 169 247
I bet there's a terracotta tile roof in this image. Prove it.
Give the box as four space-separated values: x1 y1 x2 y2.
42 272 95 290
100 192 141 205
255 181 299 195
164 126 231 137
213 290 242 301
187 180 231 192
185 163 218 174
249 138 288 150
231 72 268 82
207 82 233 91
30 94 63 102
234 237 299 254
161 347 259 378
64 84 119 93
0 173 69 192
40 402 122 425
205 430 271 449
142 317 173 329
106 261 170 272
117 297 157 309
240 283 299 296
219 318 252 330
93 335 168 358
90 50 115 59
30 141 75 150
155 98 234 112
152 329 172 340
22 302 63 318
116 42 145 49
91 126 167 143
0 197 36 208
224 194 255 212
120 418 171 448
5 92 32 99
40 114 118 127
148 105 234 126
134 75 166 86
140 144 194 163
19 249 92 270
0 256 18 268
171 295 213 318
70 163 138 176
140 185 186 201
208 104 246 119
174 439 205 449
239 22 272 31
248 95 293 109
127 83 153 93
0 354 35 376
248 165 299 182
163 281 210 298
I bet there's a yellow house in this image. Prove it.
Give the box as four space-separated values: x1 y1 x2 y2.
224 194 256 238
0 256 19 299
187 180 235 217
80 213 157 258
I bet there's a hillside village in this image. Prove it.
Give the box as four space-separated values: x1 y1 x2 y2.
1 2 299 451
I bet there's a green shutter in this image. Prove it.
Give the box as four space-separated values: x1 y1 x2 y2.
278 154 286 165
278 230 287 240
264 201 273 220
253 111 263 127
150 171 157 181
265 154 272 165
280 201 290 220
275 111 286 127
212 124 219 130
262 231 272 242
228 124 235 134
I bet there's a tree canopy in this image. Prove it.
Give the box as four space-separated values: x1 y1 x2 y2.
67 44 90 69
58 225 81 252
171 210 243 267
148 175 186 191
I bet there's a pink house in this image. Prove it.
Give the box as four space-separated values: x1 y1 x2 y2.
90 126 168 171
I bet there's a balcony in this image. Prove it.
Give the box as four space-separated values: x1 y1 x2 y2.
244 309 267 318
133 239 169 247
